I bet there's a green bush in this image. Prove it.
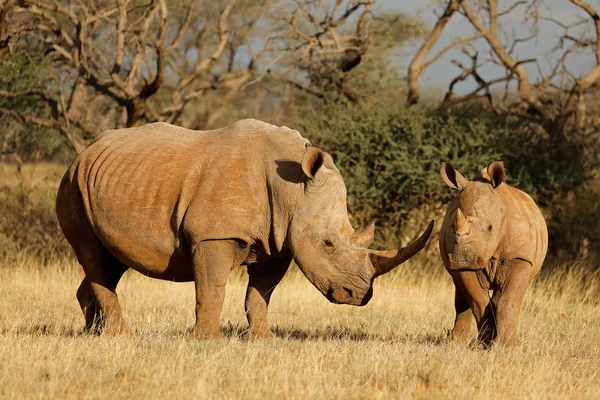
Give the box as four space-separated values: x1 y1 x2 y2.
0 98 596 267
0 185 71 263
293 103 501 243
291 101 598 263
0 53 71 161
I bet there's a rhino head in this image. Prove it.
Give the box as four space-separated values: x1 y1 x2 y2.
440 160 506 270
288 146 434 306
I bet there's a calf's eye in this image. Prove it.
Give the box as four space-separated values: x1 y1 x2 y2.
323 240 334 248
488 225 493 231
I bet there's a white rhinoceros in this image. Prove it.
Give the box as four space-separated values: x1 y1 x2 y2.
56 119 433 339
439 161 548 346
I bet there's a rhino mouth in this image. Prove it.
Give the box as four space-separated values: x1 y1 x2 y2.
326 284 373 306
359 286 373 306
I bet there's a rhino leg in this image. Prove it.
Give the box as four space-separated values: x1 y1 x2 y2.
493 260 531 346
58 180 130 336
448 281 473 342
190 240 240 340
245 257 291 340
76 278 98 333
78 247 130 336
67 223 130 336
454 270 496 347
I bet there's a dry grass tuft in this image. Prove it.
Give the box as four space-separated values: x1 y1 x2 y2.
0 258 598 399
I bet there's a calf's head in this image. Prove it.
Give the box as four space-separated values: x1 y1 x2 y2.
289 145 434 305
440 160 506 270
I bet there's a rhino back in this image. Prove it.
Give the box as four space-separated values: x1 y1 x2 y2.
65 120 309 276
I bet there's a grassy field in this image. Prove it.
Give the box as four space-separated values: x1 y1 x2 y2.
1 162 599 398
0 257 598 399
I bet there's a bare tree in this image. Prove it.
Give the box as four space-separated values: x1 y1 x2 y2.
0 0 270 153
272 0 376 103
407 0 600 141
0 0 393 154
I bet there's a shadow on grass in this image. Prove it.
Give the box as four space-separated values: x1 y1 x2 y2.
270 325 446 345
2 323 81 338
2 321 448 346
137 324 446 345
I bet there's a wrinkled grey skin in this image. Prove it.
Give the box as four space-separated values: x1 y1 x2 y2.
439 160 548 347
56 119 433 339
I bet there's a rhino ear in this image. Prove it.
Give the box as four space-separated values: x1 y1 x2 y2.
301 146 325 180
487 161 505 188
440 161 468 190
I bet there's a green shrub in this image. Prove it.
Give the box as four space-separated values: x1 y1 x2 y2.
0 185 71 264
0 52 71 161
0 99 596 267
291 101 598 263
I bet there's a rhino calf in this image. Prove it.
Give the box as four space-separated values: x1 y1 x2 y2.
439 161 548 346
56 119 433 339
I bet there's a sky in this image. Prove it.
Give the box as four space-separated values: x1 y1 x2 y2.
373 0 596 94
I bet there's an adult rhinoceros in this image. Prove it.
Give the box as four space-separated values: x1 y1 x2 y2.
56 119 433 339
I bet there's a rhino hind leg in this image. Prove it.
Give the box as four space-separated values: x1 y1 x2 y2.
75 243 131 336
76 278 99 333
57 180 131 336
245 257 291 340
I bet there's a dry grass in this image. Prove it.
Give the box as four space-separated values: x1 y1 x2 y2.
0 258 598 399
1 161 598 398
0 161 65 190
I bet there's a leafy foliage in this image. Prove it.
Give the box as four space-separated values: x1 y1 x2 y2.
0 53 68 160
0 2 597 267
291 100 599 263
0 185 71 263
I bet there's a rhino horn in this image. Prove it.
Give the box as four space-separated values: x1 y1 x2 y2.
456 208 470 236
369 220 434 278
351 221 375 248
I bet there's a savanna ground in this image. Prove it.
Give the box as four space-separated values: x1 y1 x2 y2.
1 163 599 399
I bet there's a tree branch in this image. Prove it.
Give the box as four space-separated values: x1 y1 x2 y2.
407 0 460 105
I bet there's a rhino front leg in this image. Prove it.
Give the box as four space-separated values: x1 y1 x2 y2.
448 281 473 342
190 240 239 340
455 270 496 347
494 260 532 346
245 257 291 339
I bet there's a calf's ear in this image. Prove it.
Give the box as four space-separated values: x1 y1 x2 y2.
487 161 505 188
301 146 325 179
440 161 468 190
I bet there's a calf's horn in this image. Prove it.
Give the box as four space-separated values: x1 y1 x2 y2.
369 220 434 278
456 208 470 236
352 221 375 248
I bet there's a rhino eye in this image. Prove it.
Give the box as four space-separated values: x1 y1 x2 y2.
488 225 493 231
323 240 334 248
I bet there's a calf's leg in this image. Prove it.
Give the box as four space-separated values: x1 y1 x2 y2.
494 260 532 346
448 281 473 342
455 270 496 347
